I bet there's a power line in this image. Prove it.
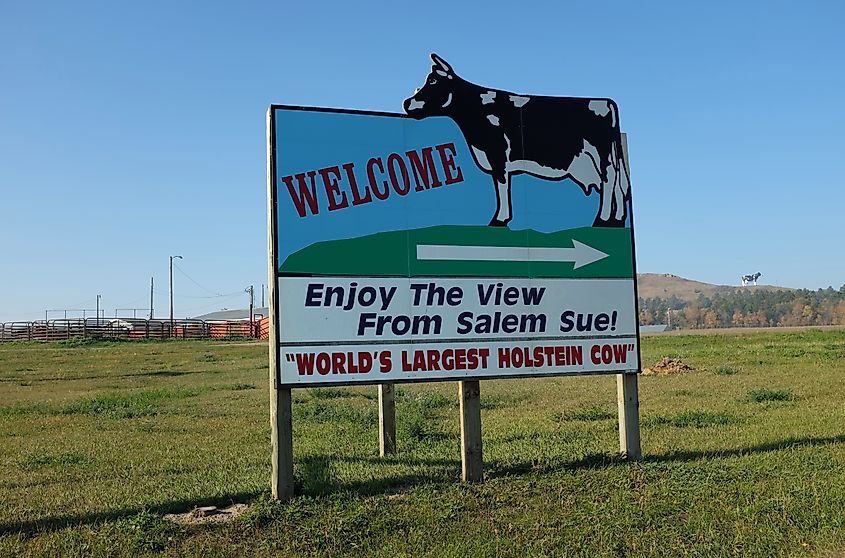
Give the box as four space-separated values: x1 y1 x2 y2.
179 292 242 300
172 263 226 296
113 293 151 309
181 298 249 318
65 296 97 309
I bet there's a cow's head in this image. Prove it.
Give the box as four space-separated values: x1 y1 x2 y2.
403 53 457 119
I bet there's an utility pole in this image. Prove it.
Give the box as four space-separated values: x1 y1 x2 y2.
246 285 255 331
261 284 265 308
170 255 182 332
96 294 101 326
149 277 154 319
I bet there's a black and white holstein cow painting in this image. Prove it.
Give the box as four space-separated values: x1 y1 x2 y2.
741 272 762 286
403 54 631 228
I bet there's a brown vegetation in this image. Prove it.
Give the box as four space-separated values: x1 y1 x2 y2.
641 357 693 376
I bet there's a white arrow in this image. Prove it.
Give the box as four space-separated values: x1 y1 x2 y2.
416 239 610 269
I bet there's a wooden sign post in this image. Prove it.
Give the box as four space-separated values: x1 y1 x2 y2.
270 387 294 500
616 372 641 460
378 383 396 456
459 380 483 482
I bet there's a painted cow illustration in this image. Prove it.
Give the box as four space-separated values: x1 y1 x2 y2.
403 54 631 227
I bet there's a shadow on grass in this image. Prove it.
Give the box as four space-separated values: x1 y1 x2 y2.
297 453 460 496
7 435 845 536
644 433 845 464
487 433 845 477
0 490 262 537
0 370 191 383
1 454 460 536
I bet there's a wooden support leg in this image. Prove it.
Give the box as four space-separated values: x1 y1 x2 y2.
379 383 396 456
459 380 483 482
271 387 295 500
617 373 642 460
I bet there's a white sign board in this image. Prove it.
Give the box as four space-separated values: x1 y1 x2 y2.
268 56 640 387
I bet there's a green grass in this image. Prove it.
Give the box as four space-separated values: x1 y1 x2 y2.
744 387 797 403
561 404 616 422
19 451 92 471
714 365 739 376
645 410 744 428
224 383 256 391
61 388 199 418
2 330 845 556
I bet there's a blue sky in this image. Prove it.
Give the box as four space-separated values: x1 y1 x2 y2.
1 1 843 322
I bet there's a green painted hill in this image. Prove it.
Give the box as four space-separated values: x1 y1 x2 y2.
280 225 633 278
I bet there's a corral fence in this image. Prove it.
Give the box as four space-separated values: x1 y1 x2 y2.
0 317 270 342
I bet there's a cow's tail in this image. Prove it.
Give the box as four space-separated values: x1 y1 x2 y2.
611 103 630 200
610 101 631 223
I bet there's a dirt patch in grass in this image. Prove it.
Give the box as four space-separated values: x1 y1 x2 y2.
163 504 248 525
642 357 693 376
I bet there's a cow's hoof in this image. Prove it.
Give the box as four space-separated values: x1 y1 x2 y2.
592 217 625 228
488 219 509 227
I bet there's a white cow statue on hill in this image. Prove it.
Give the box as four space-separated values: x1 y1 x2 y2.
741 272 762 286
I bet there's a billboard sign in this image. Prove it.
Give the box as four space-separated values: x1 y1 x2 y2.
268 54 640 387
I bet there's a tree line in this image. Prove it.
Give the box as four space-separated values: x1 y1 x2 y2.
639 286 845 329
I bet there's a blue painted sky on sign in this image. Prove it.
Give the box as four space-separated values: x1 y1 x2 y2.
275 108 600 265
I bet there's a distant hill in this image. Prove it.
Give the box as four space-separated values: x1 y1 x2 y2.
637 273 792 302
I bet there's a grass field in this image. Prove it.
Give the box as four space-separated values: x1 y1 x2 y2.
2 330 845 557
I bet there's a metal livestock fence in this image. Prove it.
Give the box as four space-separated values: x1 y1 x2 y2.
0 318 270 342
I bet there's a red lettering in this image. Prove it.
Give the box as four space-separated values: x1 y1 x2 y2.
478 348 490 368
316 353 331 375
534 346 546 366
591 344 620 365
284 144 467 219
407 147 443 191
282 171 320 217
454 349 466 369
367 157 389 200
347 352 359 373
379 352 392 373
436 142 464 185
613 344 628 364
442 349 454 370
570 346 583 366
426 350 441 371
512 347 525 368
412 350 426 371
343 162 372 206
387 153 410 195
294 353 316 375
332 352 346 373
466 349 478 369
318 166 349 212
396 348 489 373
601 345 613 364
496 345 584 368
356 351 373 373
498 347 511 368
